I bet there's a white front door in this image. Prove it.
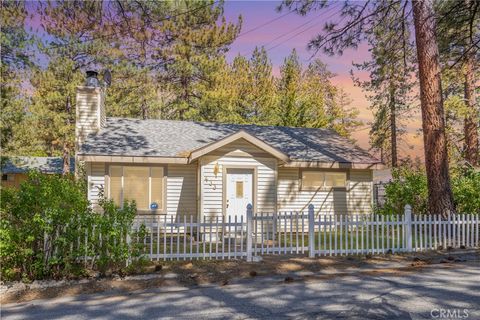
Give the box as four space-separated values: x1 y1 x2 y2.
226 169 253 219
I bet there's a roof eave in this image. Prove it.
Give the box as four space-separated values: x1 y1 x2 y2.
76 154 189 164
281 161 384 170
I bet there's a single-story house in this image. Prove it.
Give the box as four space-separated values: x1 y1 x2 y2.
75 72 382 221
1 157 75 188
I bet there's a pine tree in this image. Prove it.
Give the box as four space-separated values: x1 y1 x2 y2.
352 2 415 167
436 0 480 166
1 0 32 154
276 49 303 127
31 0 106 173
249 47 276 124
282 0 457 216
413 0 455 216
157 0 241 120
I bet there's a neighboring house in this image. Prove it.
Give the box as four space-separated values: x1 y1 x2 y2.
1 157 75 188
373 169 393 208
76 72 382 221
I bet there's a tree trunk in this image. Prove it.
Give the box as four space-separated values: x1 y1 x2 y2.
389 86 398 167
464 50 479 166
62 144 70 175
412 0 455 217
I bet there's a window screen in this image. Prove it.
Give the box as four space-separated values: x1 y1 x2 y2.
325 172 347 187
302 171 347 189
301 171 325 190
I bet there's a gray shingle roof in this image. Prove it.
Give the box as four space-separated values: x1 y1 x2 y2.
1 157 75 174
79 118 380 164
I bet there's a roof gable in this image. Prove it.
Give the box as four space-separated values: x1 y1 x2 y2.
189 130 290 162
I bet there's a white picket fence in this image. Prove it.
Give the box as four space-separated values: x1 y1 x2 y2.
131 205 479 262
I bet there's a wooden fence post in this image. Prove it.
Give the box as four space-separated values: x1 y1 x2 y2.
308 204 315 258
404 204 412 252
246 204 253 262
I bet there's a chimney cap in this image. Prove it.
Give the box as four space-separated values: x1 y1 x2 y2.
86 70 98 77
85 70 100 87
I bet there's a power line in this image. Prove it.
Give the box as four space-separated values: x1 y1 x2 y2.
266 6 340 52
260 15 325 49
261 4 340 50
237 10 294 38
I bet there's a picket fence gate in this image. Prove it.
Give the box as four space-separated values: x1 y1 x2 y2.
129 204 479 263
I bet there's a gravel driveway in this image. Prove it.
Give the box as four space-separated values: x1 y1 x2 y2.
3 262 479 320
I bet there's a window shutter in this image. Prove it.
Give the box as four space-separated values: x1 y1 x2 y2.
124 167 149 210
151 167 164 210
110 166 123 206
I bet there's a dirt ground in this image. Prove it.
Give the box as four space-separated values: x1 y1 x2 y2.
2 249 478 304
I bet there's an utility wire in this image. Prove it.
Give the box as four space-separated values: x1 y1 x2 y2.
237 10 294 37
266 6 339 52
261 4 340 49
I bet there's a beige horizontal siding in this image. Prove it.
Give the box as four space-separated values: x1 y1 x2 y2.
277 168 372 215
166 164 197 217
88 162 105 209
200 139 277 219
347 169 373 214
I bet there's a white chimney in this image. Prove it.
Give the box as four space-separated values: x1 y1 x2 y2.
75 71 106 152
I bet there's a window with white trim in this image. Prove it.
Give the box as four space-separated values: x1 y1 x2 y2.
109 166 165 211
301 171 346 190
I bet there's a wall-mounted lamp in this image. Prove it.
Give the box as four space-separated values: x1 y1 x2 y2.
213 162 220 177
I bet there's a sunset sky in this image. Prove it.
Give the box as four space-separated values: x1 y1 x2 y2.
223 1 424 160
24 0 425 160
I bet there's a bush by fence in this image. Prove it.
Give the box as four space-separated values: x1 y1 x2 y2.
376 166 480 215
2 169 479 281
0 172 144 281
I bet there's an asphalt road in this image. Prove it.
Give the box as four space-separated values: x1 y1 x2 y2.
3 263 479 320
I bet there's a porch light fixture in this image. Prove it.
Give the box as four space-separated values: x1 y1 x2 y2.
213 162 220 177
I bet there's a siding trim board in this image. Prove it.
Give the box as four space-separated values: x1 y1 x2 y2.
283 161 383 170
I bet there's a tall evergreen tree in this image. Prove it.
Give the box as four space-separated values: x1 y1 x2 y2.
1 0 32 154
35 0 107 173
275 50 360 135
352 2 415 167
158 0 241 120
282 0 457 216
436 0 479 166
276 49 303 127
412 0 455 216
248 47 276 124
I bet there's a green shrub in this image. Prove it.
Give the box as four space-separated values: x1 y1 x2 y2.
451 167 480 214
378 166 480 215
377 167 428 215
0 171 144 281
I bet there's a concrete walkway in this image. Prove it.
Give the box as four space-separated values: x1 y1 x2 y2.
3 262 479 319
